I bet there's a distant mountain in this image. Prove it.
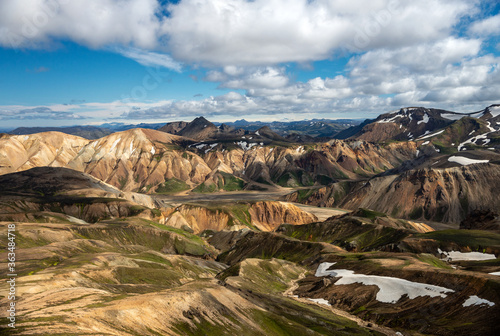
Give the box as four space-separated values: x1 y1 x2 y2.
216 118 362 139
9 125 112 139
98 122 166 132
336 105 500 152
344 107 459 142
158 117 362 143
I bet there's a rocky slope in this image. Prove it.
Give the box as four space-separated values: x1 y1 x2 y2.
159 201 318 234
0 131 89 175
285 163 500 224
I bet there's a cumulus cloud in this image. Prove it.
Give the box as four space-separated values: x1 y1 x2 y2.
208 67 290 90
469 13 500 36
162 0 475 66
0 0 477 67
0 0 498 122
0 0 162 49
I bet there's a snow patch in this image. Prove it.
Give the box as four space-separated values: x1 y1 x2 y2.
438 248 496 261
255 131 260 136
308 298 331 306
487 106 500 117
150 147 155 155
489 271 500 276
458 125 495 151
462 295 495 307
417 113 429 125
205 143 218 153
23 135 29 141
447 156 489 166
422 141 430 146
417 130 444 140
377 114 403 123
236 141 257 150
314 262 454 304
195 144 207 149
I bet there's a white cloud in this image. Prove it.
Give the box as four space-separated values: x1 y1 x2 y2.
162 0 475 66
0 106 87 120
219 67 290 90
0 0 498 123
117 47 182 71
0 0 477 67
0 0 162 49
469 14 500 36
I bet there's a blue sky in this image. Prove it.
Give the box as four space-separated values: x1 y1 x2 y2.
0 0 499 128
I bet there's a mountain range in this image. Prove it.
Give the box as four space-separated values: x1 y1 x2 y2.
1 105 499 336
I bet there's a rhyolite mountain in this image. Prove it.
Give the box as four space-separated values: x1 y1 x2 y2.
0 127 418 193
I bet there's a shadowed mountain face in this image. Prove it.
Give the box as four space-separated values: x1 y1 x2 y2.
0 167 157 223
285 163 500 224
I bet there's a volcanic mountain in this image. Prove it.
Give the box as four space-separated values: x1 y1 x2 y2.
337 105 500 146
285 162 500 224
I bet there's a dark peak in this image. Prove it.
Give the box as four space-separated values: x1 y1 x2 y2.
257 126 273 133
191 116 212 125
256 126 285 141
233 119 250 126
218 123 233 132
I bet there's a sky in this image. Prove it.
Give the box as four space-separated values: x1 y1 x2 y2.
0 0 499 128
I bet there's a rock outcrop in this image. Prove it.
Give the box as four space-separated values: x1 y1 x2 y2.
160 201 318 234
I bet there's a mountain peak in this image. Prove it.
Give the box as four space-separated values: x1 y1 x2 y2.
191 116 211 124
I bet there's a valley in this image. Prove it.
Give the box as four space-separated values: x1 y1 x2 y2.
1 105 499 336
